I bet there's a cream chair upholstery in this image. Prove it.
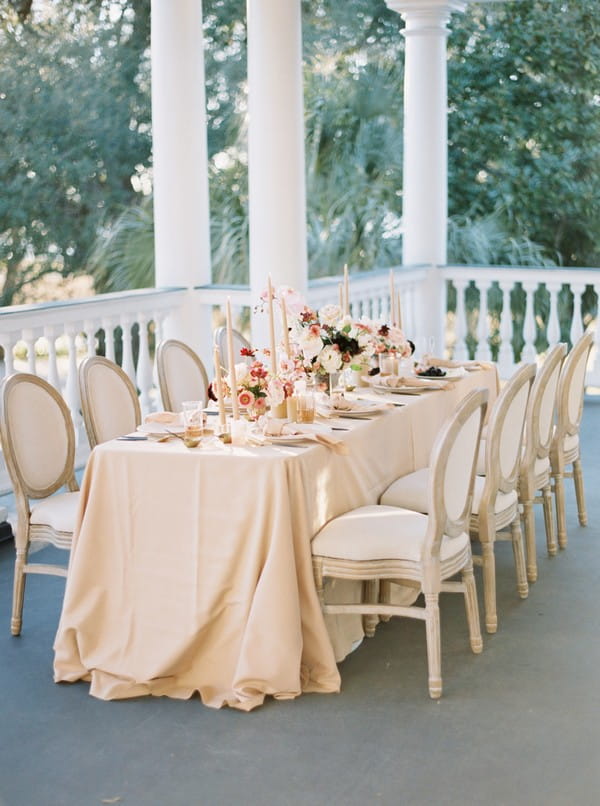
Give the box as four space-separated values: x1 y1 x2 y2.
550 330 594 549
312 388 488 699
78 356 141 449
213 326 252 371
381 363 536 634
156 339 209 413
518 343 566 582
0 373 80 636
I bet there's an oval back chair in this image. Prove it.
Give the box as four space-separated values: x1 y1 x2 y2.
78 356 141 449
213 326 252 371
156 339 209 413
0 372 80 635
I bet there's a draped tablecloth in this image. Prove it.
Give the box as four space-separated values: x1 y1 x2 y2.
54 369 496 710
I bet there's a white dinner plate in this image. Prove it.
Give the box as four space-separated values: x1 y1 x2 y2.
137 423 185 436
372 382 445 395
318 400 388 418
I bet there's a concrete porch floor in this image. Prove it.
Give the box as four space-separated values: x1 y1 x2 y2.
1 401 599 806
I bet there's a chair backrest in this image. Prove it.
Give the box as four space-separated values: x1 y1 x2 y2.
156 339 210 413
522 343 567 468
425 387 488 558
0 373 77 500
483 362 536 496
78 356 141 449
555 330 594 441
213 326 252 371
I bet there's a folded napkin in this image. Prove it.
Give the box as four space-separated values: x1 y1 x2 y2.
145 411 183 425
263 419 349 454
377 375 451 391
423 355 494 371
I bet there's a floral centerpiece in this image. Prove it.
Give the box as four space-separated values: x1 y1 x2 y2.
372 323 414 358
209 348 285 420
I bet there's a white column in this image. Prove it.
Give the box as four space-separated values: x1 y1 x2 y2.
247 0 308 348
151 0 212 363
386 1 465 353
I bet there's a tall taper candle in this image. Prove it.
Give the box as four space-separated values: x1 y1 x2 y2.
397 290 403 331
338 282 344 311
267 275 277 375
343 264 349 315
281 295 291 356
389 269 396 326
225 298 240 419
213 346 227 427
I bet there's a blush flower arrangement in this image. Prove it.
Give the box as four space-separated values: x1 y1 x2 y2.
372 323 413 358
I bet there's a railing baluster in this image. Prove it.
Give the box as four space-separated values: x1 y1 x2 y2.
23 329 37 375
120 315 136 383
521 282 537 362
136 314 153 415
546 281 561 347
453 279 468 361
571 283 585 343
102 317 116 362
64 326 81 430
476 280 491 362
44 327 60 390
499 281 514 377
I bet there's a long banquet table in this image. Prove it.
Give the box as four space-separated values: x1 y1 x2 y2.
53 369 497 710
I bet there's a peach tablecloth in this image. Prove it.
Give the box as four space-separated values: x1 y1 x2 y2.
53 369 496 710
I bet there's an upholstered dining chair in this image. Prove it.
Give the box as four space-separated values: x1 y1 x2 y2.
380 363 536 634
517 342 566 582
0 372 80 636
312 388 488 699
156 339 209 413
213 326 252 371
78 355 141 449
550 330 594 549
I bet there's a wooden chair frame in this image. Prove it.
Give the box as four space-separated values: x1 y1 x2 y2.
519 343 567 582
213 326 252 371
156 339 209 413
0 373 79 635
78 355 141 449
470 362 536 633
312 388 488 699
550 330 594 548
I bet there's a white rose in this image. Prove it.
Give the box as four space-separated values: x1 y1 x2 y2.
318 345 343 373
299 331 324 360
318 304 342 326
267 378 285 406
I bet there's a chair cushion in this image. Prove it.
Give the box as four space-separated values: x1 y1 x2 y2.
312 504 469 563
30 491 80 534
380 468 429 512
534 455 550 478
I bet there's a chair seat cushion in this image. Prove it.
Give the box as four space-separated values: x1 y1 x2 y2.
312 504 469 563
563 432 579 454
470 476 518 516
534 455 550 482
30 491 80 534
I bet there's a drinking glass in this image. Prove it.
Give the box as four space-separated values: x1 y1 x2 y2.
181 400 205 439
296 391 315 424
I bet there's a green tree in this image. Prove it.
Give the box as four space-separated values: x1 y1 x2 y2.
0 0 151 305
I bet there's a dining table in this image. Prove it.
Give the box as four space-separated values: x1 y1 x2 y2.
53 367 498 711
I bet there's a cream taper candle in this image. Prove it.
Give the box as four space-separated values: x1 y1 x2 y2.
281 295 291 357
397 290 403 331
389 269 396 326
343 264 350 315
213 346 227 427
225 298 240 420
267 275 277 375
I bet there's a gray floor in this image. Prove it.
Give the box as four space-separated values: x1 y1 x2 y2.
1 403 600 806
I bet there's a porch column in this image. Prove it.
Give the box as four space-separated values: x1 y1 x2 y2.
386 0 465 353
247 0 308 348
151 0 212 362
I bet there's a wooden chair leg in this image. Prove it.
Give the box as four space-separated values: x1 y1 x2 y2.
462 564 483 653
481 542 497 634
542 483 557 556
378 580 392 623
362 579 379 638
11 550 27 637
552 471 567 550
522 499 537 583
573 459 587 526
424 593 442 699
510 517 529 599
